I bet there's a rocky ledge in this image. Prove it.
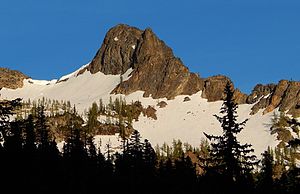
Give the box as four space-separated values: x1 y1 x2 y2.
248 80 300 117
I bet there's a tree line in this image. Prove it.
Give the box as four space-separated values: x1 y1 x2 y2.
0 83 300 194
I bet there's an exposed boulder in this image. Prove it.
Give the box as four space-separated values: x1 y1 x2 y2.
157 101 167 108
183 96 191 102
0 68 28 89
142 106 157 120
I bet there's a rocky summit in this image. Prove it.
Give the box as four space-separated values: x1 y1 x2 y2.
0 68 28 90
81 24 203 99
82 24 249 101
87 24 300 115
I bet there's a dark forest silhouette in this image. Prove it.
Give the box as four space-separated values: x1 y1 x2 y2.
0 85 300 194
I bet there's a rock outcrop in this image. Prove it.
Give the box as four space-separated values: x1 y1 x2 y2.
248 80 300 117
0 68 28 89
82 24 300 116
84 24 257 102
93 24 205 99
83 24 143 75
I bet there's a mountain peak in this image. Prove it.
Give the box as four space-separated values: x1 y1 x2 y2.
85 24 143 75
80 24 203 99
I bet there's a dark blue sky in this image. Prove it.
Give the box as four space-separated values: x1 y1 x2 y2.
1 0 300 94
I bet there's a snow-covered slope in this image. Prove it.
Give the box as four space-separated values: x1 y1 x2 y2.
0 64 133 112
113 91 278 157
0 66 279 157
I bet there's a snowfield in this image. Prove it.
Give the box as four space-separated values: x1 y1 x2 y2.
0 67 279 157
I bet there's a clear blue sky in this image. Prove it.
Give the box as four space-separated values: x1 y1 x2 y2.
1 0 300 94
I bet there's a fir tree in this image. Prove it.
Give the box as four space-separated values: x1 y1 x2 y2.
23 114 36 154
35 105 51 151
204 82 257 192
257 147 274 194
0 98 21 144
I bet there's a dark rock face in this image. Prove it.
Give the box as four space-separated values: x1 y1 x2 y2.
84 24 143 75
201 75 231 102
248 84 276 115
104 25 204 99
0 68 28 89
246 84 276 104
201 75 247 103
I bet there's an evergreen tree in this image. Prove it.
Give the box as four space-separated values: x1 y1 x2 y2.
23 114 36 154
204 82 257 192
257 147 274 194
86 102 99 136
35 105 51 151
143 139 157 175
99 98 104 114
0 98 21 144
3 120 23 154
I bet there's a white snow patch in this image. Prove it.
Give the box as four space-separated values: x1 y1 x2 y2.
56 134 122 155
94 134 122 154
27 79 57 86
264 94 271 99
129 91 278 158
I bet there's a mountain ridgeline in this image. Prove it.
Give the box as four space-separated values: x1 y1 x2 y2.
1 24 300 117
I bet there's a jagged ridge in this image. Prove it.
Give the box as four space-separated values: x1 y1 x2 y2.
85 24 300 115
248 80 300 117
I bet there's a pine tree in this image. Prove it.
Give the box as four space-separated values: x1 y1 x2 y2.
99 98 104 114
257 147 274 194
86 102 99 137
23 114 36 154
0 98 21 144
172 139 184 159
204 82 257 192
143 139 157 174
35 105 50 151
